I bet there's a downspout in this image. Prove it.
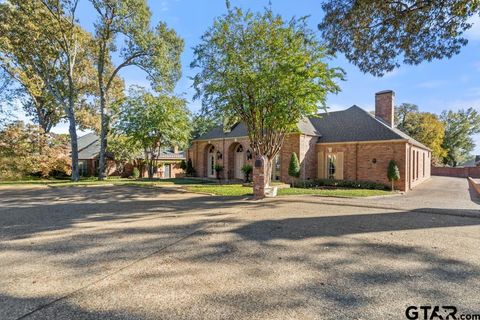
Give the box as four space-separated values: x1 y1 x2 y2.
355 143 359 181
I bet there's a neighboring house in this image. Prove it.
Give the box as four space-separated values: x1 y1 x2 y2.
188 90 432 191
77 133 186 178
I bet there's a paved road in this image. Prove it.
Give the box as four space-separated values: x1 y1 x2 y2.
0 182 478 320
285 176 479 217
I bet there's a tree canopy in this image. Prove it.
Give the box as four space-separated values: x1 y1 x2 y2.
192 5 343 191
114 87 190 178
395 105 447 162
318 0 480 76
440 108 480 167
90 0 184 179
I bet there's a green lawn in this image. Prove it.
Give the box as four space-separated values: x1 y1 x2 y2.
185 184 392 197
0 177 213 187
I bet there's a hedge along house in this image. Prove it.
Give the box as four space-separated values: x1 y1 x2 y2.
77 133 186 178
188 90 431 191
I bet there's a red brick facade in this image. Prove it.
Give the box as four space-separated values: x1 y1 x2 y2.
188 135 431 191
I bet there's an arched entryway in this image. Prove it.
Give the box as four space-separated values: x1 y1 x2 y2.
233 144 244 179
205 145 216 178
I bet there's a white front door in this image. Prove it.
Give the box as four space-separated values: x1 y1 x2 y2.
207 148 216 178
234 145 244 179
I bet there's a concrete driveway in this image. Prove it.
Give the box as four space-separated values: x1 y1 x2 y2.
0 181 479 320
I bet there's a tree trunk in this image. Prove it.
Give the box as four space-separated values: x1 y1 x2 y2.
97 48 107 181
67 105 79 182
98 94 108 180
265 157 273 187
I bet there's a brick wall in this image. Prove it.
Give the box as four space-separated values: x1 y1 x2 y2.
432 166 480 178
316 141 410 191
190 137 254 180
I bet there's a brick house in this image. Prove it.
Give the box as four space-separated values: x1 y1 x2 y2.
77 133 185 178
188 90 431 191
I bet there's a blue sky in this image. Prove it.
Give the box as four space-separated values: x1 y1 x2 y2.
16 0 480 153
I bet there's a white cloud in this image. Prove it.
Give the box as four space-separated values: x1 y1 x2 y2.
465 15 480 40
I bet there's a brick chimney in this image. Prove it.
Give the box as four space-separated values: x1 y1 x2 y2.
375 90 395 127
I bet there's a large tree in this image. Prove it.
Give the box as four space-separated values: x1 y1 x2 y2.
0 0 96 181
115 88 190 179
441 108 480 167
318 1 480 76
90 0 184 180
192 5 342 193
398 111 447 162
0 121 71 180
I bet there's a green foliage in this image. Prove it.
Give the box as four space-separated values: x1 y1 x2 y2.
241 164 253 182
90 0 183 179
132 167 140 179
388 160 400 191
441 108 480 167
0 122 71 180
107 134 142 175
214 164 223 180
180 159 187 171
115 87 190 178
288 153 301 178
318 0 480 76
302 179 389 191
191 112 220 141
395 103 419 130
395 106 447 161
192 5 343 187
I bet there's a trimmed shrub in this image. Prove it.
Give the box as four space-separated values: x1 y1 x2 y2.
301 178 389 190
132 167 140 179
387 160 400 191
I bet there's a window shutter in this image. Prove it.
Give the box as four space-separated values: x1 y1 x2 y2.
318 152 325 179
336 152 344 180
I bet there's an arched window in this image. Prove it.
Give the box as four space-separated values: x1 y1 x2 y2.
236 145 243 153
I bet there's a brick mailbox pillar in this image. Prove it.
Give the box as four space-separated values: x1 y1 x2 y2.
253 155 267 199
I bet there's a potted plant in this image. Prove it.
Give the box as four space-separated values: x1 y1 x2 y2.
241 164 253 182
214 164 223 180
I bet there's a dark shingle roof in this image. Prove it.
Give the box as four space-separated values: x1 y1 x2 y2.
311 106 428 149
78 133 101 159
76 133 186 160
196 118 319 141
194 105 430 150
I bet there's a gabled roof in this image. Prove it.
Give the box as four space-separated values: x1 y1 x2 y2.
76 133 186 160
78 133 101 160
311 106 429 149
196 118 319 141
193 105 430 150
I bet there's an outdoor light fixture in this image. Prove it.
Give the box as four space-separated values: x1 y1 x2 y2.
246 149 252 160
217 151 222 160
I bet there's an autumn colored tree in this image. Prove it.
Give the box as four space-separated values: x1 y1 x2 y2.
0 0 97 181
0 121 70 180
395 107 447 162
